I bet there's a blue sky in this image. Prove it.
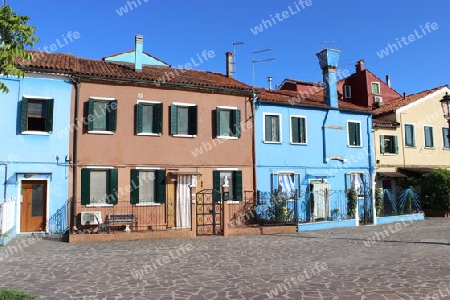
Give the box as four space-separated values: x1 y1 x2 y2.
8 0 449 95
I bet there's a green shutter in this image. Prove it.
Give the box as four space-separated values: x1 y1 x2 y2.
154 103 163 134
265 115 272 141
233 170 242 201
81 168 91 205
87 98 94 131
216 108 221 137
136 103 143 134
291 117 299 143
233 109 241 138
393 136 398 154
109 100 117 132
155 170 166 203
130 169 140 204
107 169 118 205
170 105 178 135
20 97 28 132
189 106 198 135
45 99 54 133
380 135 385 154
213 170 221 202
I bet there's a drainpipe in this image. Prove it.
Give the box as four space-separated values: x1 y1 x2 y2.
367 114 377 225
71 77 80 229
0 164 7 201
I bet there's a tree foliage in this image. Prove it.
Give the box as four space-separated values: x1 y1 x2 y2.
0 5 39 93
421 168 450 210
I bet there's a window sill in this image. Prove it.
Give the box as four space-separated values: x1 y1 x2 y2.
405 146 416 148
217 136 239 140
423 147 435 150
135 203 161 206
21 131 51 136
263 141 282 144
383 153 398 156
226 200 240 204
88 131 115 135
173 134 196 138
137 133 161 136
86 204 114 207
348 145 363 148
290 142 307 145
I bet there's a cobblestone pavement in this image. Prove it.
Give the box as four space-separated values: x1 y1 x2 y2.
0 218 449 300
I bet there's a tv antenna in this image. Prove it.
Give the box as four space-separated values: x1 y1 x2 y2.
232 41 244 79
252 48 275 88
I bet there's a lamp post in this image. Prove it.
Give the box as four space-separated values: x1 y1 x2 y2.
440 92 450 147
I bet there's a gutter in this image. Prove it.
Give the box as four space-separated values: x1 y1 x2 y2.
70 77 80 229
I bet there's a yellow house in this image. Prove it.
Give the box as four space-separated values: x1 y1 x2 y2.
373 85 450 192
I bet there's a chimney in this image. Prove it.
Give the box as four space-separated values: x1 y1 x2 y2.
355 59 365 73
267 76 273 90
316 48 341 108
386 75 391 87
403 92 406 99
225 52 233 78
135 34 143 72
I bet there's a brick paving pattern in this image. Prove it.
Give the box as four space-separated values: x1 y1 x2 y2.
0 218 449 299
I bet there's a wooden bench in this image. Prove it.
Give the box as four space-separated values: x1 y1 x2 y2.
104 213 137 232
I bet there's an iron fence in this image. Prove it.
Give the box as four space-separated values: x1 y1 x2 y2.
380 188 421 217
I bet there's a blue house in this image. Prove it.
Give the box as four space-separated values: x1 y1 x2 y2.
0 70 72 240
255 49 376 230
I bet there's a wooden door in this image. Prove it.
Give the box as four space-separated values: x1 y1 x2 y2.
20 181 47 232
166 173 176 228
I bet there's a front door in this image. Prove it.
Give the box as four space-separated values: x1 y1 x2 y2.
20 180 47 232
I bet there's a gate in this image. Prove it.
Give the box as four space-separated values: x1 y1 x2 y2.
196 189 222 236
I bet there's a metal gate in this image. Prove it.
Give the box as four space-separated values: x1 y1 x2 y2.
196 189 222 236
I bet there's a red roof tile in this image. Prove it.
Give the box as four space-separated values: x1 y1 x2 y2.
373 86 447 116
17 51 253 92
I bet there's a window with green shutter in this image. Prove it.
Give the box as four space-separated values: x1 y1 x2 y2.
87 98 117 132
136 102 163 135
405 124 415 147
130 169 162 204
291 116 307 144
171 104 197 136
213 170 243 202
380 135 398 154
264 114 281 142
442 128 449 149
20 97 54 133
216 107 241 138
80 168 118 206
371 82 380 95
348 121 361 147
424 126 434 148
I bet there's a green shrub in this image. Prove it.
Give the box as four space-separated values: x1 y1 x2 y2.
347 189 358 218
0 289 36 300
375 188 383 216
421 168 450 210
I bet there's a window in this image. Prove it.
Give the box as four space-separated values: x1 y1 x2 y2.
136 102 163 135
212 170 242 202
371 82 380 95
81 168 118 205
264 114 281 143
20 97 54 133
350 173 365 198
272 173 300 197
404 124 415 147
170 104 197 136
443 128 449 149
348 121 361 147
344 85 352 98
380 135 398 154
87 98 117 133
130 169 166 205
424 126 434 148
216 107 241 138
291 116 307 144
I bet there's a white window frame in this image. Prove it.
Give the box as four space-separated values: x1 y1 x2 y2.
423 125 435 148
21 95 54 135
371 82 380 95
85 166 115 207
134 168 161 207
404 123 416 148
216 168 239 204
442 127 450 149
344 85 352 98
263 113 282 144
136 100 163 136
290 115 307 145
216 106 239 140
347 120 363 147
88 97 117 135
172 102 197 138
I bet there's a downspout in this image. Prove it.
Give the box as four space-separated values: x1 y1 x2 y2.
250 95 257 203
367 114 377 225
0 164 7 201
71 77 80 229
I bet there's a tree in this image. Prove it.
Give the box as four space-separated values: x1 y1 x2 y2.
421 168 450 210
0 5 39 93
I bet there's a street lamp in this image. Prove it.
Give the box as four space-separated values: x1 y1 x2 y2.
440 92 450 146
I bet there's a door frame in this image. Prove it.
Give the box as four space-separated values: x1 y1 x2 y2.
17 178 50 233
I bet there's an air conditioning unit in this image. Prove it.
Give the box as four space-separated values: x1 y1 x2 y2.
80 211 102 225
373 96 383 103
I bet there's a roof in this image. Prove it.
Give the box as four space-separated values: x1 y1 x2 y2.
255 88 372 113
17 50 253 93
373 86 447 116
372 119 400 128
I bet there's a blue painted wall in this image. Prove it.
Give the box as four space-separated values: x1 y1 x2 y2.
255 101 374 222
0 75 72 233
